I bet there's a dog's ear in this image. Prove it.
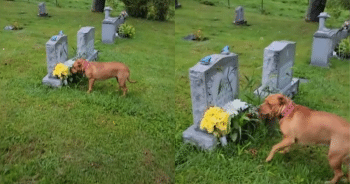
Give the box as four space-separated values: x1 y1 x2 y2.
76 59 83 68
277 94 287 106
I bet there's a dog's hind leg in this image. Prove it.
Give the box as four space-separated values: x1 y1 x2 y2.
115 77 120 92
328 149 344 183
117 74 128 96
343 155 350 182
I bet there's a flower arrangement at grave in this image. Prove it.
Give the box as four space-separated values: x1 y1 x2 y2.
118 23 136 38
52 63 69 80
193 29 204 41
200 99 262 145
200 106 231 138
120 10 129 18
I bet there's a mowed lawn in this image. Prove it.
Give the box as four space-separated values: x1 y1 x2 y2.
0 0 174 183
175 0 350 183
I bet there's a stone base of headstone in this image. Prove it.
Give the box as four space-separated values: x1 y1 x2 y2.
175 4 182 9
254 78 300 99
182 125 218 150
233 20 247 25
86 50 98 61
37 13 49 17
42 74 67 87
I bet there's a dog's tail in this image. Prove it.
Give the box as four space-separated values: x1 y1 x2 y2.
127 77 137 83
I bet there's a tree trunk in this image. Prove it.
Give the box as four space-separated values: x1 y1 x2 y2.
91 0 106 13
305 0 327 22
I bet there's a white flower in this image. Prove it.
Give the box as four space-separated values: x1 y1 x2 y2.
222 99 249 116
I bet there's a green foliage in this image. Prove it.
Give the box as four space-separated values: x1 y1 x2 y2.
153 0 171 21
147 3 157 20
118 23 136 38
326 0 350 11
121 0 149 18
146 0 172 21
106 0 119 9
228 106 262 144
335 38 350 59
12 21 23 30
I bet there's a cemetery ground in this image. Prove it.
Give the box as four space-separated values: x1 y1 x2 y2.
0 0 174 183
175 0 349 183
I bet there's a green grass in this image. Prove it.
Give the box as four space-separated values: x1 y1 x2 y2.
175 0 350 183
1 0 350 183
0 0 174 183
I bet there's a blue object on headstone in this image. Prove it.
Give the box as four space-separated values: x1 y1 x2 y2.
200 56 211 65
59 30 64 36
51 36 57 41
221 45 230 54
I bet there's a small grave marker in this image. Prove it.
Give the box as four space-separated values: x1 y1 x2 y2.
38 2 48 17
175 0 182 9
233 6 247 25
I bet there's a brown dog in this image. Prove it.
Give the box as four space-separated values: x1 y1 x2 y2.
258 94 350 183
70 58 136 95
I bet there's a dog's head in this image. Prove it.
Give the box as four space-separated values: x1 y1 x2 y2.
258 94 289 119
70 59 85 74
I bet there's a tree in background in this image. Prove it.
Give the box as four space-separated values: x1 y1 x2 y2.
121 0 172 21
305 0 327 22
121 0 149 18
91 0 106 12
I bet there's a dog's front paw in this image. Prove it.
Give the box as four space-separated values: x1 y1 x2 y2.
265 156 273 162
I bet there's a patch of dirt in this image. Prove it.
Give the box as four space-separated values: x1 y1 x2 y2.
154 170 171 184
4 140 44 164
143 149 154 166
90 161 102 169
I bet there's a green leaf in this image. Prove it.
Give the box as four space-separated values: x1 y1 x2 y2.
230 132 238 142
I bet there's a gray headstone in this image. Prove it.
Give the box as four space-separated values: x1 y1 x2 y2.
183 52 239 150
77 26 98 61
102 18 118 44
38 2 48 16
233 6 246 25
102 8 126 44
104 7 112 19
310 13 350 67
254 41 299 98
42 34 68 87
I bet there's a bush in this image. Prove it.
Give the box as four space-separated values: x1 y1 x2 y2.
147 3 156 20
335 38 350 59
326 0 350 10
146 0 171 21
121 0 149 18
118 23 136 38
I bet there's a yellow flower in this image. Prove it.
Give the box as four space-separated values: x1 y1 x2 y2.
52 63 69 79
200 106 231 137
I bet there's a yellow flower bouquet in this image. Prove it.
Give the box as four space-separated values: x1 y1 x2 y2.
52 63 69 80
200 106 231 138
